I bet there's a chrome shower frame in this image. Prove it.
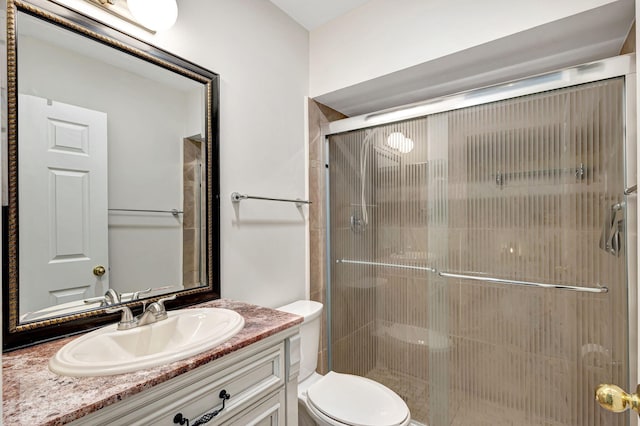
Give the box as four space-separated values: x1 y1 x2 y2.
321 54 637 423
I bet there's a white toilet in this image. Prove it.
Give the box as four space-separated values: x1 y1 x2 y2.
278 300 411 426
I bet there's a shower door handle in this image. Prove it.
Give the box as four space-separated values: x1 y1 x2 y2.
595 384 640 416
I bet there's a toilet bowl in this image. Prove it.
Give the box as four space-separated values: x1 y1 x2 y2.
278 300 411 426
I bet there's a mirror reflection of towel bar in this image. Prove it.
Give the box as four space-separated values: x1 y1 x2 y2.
108 208 183 216
231 192 311 207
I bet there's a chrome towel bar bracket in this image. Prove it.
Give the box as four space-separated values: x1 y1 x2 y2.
231 192 311 207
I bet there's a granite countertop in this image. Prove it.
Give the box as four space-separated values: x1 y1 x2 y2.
3 299 302 426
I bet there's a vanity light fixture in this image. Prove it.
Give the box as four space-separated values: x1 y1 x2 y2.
85 0 178 32
127 0 178 31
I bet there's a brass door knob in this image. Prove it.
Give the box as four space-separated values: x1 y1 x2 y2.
93 265 106 277
595 384 640 416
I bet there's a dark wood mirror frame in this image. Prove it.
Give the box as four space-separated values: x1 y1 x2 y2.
2 0 220 351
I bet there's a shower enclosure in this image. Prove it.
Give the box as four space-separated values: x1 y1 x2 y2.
324 55 636 426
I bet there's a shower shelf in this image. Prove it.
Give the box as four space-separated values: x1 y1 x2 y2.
336 258 608 294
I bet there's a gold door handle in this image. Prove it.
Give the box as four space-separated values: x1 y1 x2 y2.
595 384 640 416
93 265 106 277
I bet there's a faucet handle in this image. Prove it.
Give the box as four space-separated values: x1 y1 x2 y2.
104 289 121 305
157 294 176 308
127 287 151 301
105 306 138 330
151 294 177 320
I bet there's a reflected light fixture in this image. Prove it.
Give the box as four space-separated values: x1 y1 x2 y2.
86 0 178 33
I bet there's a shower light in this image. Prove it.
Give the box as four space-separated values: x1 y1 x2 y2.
387 132 405 150
127 0 178 31
398 137 414 154
386 132 414 154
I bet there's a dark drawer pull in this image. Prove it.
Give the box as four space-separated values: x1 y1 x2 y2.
173 389 232 426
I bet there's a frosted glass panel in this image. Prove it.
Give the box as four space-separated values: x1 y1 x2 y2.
329 78 627 426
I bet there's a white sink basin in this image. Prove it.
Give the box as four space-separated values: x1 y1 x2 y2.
49 308 245 377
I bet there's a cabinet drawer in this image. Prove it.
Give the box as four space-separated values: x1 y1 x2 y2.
73 341 285 426
141 344 284 425
223 390 285 426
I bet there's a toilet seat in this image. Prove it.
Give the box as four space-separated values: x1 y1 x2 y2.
305 371 410 426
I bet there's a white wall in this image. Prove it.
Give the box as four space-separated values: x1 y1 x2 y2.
157 0 309 308
57 0 310 308
310 0 630 99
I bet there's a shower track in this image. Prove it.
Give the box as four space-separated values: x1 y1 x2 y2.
336 259 608 294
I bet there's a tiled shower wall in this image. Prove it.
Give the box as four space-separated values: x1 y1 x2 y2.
183 138 203 289
328 79 628 426
308 99 347 373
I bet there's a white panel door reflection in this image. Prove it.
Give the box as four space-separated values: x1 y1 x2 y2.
18 94 108 315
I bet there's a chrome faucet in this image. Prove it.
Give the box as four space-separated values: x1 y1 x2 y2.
106 295 177 330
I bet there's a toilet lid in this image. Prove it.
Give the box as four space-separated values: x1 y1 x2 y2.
306 371 409 426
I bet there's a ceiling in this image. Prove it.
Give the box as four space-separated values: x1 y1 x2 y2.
267 0 633 117
268 0 370 30
311 1 634 116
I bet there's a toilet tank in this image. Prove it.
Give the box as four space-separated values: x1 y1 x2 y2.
277 300 323 382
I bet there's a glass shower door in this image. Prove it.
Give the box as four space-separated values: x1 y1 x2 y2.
328 77 629 426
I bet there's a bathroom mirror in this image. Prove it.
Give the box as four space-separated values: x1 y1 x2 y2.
2 0 220 350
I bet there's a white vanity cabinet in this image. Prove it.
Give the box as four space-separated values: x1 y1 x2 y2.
70 328 299 426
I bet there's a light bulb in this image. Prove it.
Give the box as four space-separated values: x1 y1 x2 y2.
128 0 178 31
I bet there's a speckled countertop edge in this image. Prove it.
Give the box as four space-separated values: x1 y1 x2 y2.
2 299 302 426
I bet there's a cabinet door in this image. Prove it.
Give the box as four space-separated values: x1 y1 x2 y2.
224 390 286 426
